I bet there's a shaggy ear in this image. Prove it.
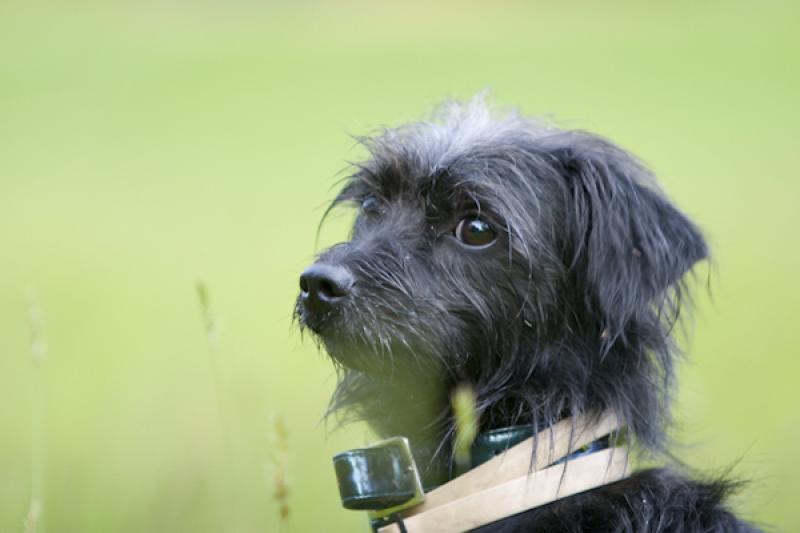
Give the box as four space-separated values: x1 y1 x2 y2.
552 134 709 339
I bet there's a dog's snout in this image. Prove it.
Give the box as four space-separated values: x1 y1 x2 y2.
299 263 354 313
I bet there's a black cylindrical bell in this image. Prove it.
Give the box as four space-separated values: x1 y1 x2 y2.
333 436 425 513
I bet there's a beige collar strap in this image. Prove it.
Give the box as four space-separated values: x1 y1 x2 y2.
379 412 630 533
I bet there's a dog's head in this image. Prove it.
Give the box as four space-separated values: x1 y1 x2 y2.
296 97 707 451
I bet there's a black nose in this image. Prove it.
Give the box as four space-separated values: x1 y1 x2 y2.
299 263 354 314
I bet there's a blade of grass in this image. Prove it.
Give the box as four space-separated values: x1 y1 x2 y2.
451 383 479 472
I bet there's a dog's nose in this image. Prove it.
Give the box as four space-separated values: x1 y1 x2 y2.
299 263 354 313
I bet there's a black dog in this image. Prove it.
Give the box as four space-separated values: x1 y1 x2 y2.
296 98 759 532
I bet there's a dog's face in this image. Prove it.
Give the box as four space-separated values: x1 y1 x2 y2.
296 113 557 382
296 99 708 446
300 170 539 379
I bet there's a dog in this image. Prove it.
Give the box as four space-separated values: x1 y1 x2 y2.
296 97 759 532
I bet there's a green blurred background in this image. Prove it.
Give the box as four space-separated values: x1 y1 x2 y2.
1 1 797 531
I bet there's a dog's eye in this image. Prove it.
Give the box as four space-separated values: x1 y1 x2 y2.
455 217 497 248
361 196 380 214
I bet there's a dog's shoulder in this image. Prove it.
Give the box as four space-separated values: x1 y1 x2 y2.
472 467 761 533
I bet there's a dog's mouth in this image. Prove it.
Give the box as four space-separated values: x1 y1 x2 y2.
295 299 335 336
294 290 364 365
294 254 456 379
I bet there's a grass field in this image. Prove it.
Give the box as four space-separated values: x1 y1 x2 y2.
1 1 798 531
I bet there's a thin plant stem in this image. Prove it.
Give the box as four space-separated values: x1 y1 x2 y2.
195 281 236 531
267 413 290 533
24 290 46 533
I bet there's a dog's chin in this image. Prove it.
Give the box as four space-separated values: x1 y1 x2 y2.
321 335 392 375
319 332 441 380
324 341 385 374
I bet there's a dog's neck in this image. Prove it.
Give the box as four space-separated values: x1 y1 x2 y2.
337 325 667 488
346 370 564 490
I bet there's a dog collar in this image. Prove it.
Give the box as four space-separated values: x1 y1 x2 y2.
469 424 614 470
394 423 612 492
333 411 629 532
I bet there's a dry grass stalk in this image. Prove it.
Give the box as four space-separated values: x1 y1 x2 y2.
267 413 291 529
25 290 47 533
194 281 237 530
195 281 228 427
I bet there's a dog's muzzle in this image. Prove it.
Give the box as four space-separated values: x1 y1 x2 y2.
299 262 354 331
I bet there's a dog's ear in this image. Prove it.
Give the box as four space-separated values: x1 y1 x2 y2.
550 134 708 338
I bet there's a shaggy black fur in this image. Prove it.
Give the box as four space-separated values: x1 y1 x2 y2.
295 97 760 531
